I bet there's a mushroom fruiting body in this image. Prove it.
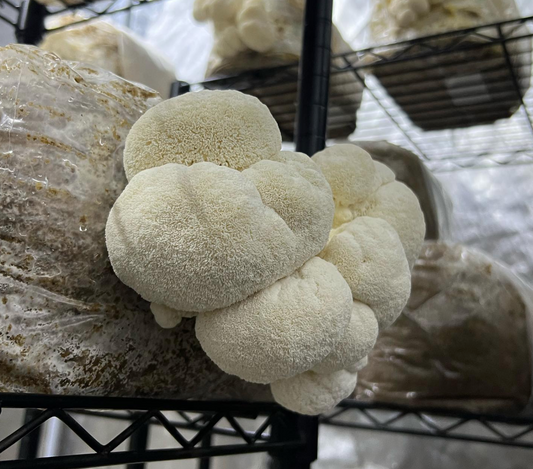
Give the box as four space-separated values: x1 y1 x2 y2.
271 369 359 415
312 301 378 374
313 144 425 270
106 89 427 416
195 257 353 384
150 303 196 329
320 217 411 329
389 0 431 28
193 0 291 60
123 90 282 180
347 356 369 374
106 157 333 313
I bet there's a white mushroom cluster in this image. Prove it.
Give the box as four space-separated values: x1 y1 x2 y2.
192 0 297 60
106 90 425 415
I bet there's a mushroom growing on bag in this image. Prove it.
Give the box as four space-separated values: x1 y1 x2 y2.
106 90 426 414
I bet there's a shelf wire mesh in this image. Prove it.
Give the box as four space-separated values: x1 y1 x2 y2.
41 0 168 31
3 0 168 35
0 396 303 469
179 16 533 172
321 400 533 449
0 0 20 27
344 18 533 172
2 395 533 469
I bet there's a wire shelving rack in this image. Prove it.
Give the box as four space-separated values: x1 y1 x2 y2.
1 1 533 468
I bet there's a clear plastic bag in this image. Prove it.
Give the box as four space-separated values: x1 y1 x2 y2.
40 19 177 98
437 165 533 284
0 44 269 400
356 241 533 414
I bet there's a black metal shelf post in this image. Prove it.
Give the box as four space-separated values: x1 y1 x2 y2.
268 413 319 469
270 0 334 464
295 0 333 155
15 0 46 44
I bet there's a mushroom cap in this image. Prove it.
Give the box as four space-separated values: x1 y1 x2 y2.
271 369 358 415
313 144 380 207
242 151 334 264
195 257 353 384
312 144 425 269
320 216 411 329
213 25 247 59
366 180 426 270
373 160 395 185
193 0 242 22
106 160 331 313
192 0 211 21
123 90 281 180
312 301 378 374
236 0 277 53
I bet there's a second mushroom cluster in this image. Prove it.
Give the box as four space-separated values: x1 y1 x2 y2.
105 90 425 415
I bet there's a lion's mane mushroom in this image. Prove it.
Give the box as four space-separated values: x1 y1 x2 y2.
347 356 368 373
106 90 427 416
123 90 282 179
320 217 411 329
389 0 431 28
150 303 197 329
312 301 378 374
195 257 353 384
242 151 334 262
271 368 359 415
236 0 277 53
106 154 333 313
313 143 425 269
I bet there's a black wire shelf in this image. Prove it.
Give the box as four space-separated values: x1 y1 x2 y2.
0 394 316 469
1 394 533 469
41 0 168 31
2 2 533 467
5 3 533 170
173 16 533 172
1 0 167 44
0 0 19 27
321 400 533 450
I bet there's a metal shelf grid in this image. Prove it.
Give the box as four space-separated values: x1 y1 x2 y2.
1 0 167 44
178 16 533 172
0 0 20 29
0 394 315 469
2 396 533 468
321 401 533 450
2 1 533 468
39 0 167 30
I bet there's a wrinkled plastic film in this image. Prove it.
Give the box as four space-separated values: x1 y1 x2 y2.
356 241 533 414
437 166 533 284
40 18 177 98
0 45 270 401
